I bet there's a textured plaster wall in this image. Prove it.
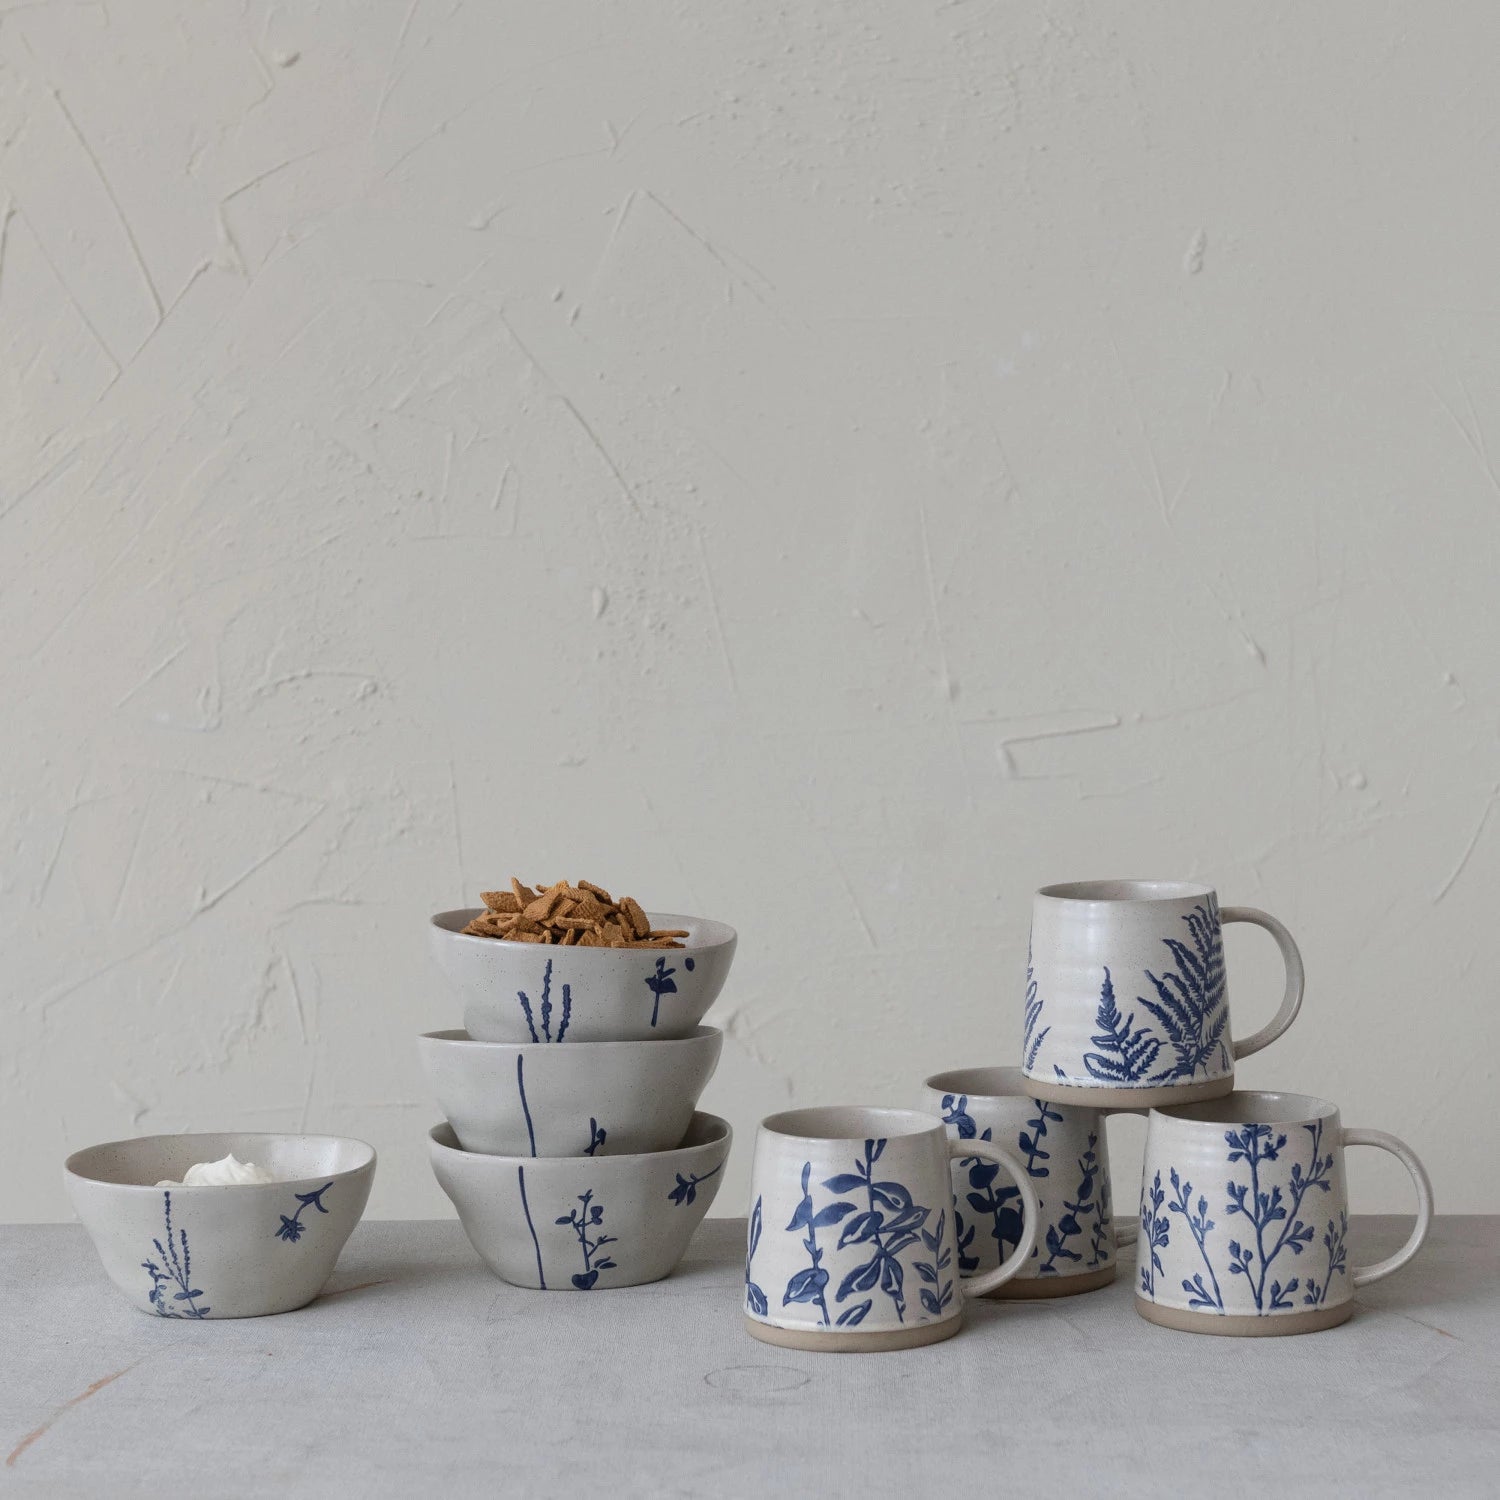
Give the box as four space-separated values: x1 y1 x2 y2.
3 2 1498 1223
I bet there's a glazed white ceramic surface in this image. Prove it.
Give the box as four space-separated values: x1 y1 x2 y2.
428 1112 730 1290
744 1106 1041 1348
417 1026 723 1156
64 1132 376 1320
1137 1091 1433 1335
1023 880 1305 1106
922 1067 1134 1293
429 909 737 1043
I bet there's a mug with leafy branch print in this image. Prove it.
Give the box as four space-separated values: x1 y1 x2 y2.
743 1106 1040 1352
922 1067 1136 1297
1137 1090 1433 1336
1022 881 1305 1107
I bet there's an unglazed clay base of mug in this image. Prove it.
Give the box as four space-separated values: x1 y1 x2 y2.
1026 1074 1234 1109
744 1314 963 1353
1135 1298 1354 1338
984 1265 1116 1299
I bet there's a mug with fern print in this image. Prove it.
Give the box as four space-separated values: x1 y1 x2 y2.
1022 880 1305 1108
922 1067 1136 1298
1137 1090 1433 1336
743 1106 1041 1352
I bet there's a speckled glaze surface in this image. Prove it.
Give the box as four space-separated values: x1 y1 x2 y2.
417 1026 723 1156
1137 1091 1433 1335
429 910 737 1043
1022 880 1305 1107
428 1112 730 1290
743 1106 1040 1350
922 1067 1134 1296
64 1132 376 1319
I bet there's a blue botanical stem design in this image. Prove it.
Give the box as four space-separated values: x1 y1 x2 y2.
1078 901 1229 1085
958 1132 1025 1267
1224 1120 1334 1312
913 1210 955 1318
668 1162 722 1206
1020 1097 1062 1178
1089 1168 1113 1268
941 1094 987 1273
831 1139 932 1326
275 1183 332 1243
744 1196 769 1317
556 1189 618 1290
584 1117 607 1156
1140 1170 1169 1296
1303 1210 1349 1306
783 1161 842 1326
517 1054 537 1156
941 1094 977 1140
517 1166 545 1289
1167 1169 1224 1310
643 957 679 1028
517 958 572 1043
1022 943 1050 1069
1039 1134 1100 1275
142 1191 209 1318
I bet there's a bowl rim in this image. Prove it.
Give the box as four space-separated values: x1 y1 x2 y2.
64 1131 377 1191
427 1110 731 1165
417 1023 723 1052
429 908 737 954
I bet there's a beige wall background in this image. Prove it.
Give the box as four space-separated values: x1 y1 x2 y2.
4 2 1497 1222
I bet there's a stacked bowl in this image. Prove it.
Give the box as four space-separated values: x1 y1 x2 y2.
422 900 736 1290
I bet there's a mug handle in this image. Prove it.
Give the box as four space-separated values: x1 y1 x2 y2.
948 1139 1040 1297
1220 906 1305 1059
1341 1127 1435 1287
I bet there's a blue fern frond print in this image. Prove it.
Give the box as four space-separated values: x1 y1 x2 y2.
1022 944 1050 1069
1137 899 1228 1079
141 1192 210 1318
1081 967 1166 1084
517 959 572 1043
745 1196 769 1317
275 1182 332 1243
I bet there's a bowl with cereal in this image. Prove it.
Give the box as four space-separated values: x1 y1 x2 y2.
429 879 737 1044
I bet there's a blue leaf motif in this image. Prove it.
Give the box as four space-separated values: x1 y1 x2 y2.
822 1173 867 1194
810 1201 857 1229
835 1300 872 1327
783 1265 830 1305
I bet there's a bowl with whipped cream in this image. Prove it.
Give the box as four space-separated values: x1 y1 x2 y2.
65 1132 376 1319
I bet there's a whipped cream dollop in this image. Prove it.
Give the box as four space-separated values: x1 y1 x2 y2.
155 1152 278 1187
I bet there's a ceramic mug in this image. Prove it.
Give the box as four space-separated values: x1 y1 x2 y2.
743 1106 1040 1351
922 1067 1136 1297
1136 1090 1432 1336
1023 881 1305 1107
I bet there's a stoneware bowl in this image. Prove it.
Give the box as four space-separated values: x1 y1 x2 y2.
429 1111 731 1289
418 1026 724 1157
65 1132 376 1320
429 909 737 1044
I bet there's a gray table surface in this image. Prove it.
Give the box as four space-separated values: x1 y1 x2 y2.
2 1217 1495 1498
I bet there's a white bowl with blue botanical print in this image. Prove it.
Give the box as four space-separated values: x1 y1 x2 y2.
417 1026 723 1156
428 1112 730 1290
921 1067 1134 1297
1137 1091 1433 1337
743 1106 1040 1352
429 909 737 1043
63 1132 376 1320
1022 880 1305 1108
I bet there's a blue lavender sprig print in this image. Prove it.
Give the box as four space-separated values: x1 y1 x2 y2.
782 1161 852 1326
643 957 678 1028
667 1162 723 1206
556 1189 618 1290
1038 1133 1100 1275
1022 943 1050 1070
141 1192 210 1318
913 1210 955 1319
1140 1170 1169 1296
517 958 572 1043
275 1183 332 1243
1303 1211 1349 1306
1020 1097 1062 1178
830 1139 932 1325
1224 1120 1333 1311
1167 1168 1224 1310
745 1196 769 1317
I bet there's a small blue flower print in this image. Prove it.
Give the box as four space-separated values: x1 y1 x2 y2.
745 1196 769 1317
141 1191 210 1318
556 1189 618 1290
644 957 678 1028
667 1162 723 1206
275 1183 332 1243
517 958 572 1043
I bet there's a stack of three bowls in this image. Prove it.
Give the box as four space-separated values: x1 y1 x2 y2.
422 898 736 1289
